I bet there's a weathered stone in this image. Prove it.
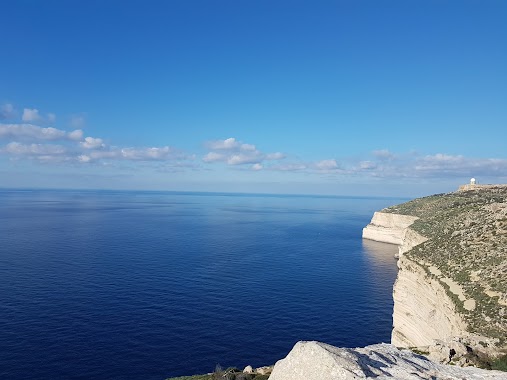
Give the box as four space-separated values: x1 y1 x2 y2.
269 341 507 380
428 339 468 363
254 366 272 375
362 212 419 246
391 255 468 348
362 211 427 257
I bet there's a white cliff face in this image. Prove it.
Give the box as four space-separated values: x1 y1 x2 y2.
391 256 468 348
268 201 506 379
363 211 467 350
362 211 427 257
268 341 507 380
362 212 419 246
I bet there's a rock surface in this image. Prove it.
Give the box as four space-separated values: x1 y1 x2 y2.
363 188 507 358
268 341 507 380
362 212 419 246
379 187 507 345
398 227 427 256
391 255 467 347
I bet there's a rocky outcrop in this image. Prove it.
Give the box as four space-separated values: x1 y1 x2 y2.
398 227 427 256
242 365 272 375
362 212 418 246
268 341 507 380
391 255 468 348
362 212 427 258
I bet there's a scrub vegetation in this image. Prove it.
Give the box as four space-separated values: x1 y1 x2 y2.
166 365 271 380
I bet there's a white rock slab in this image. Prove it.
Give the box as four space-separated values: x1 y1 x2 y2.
269 341 507 380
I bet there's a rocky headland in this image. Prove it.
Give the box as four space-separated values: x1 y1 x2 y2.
169 185 507 379
364 185 507 361
268 185 507 379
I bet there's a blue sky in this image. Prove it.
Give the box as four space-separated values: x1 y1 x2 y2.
1 0 506 196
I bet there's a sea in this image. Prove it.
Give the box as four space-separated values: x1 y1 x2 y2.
0 189 407 380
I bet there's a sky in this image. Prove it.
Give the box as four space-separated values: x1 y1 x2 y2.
1 0 506 197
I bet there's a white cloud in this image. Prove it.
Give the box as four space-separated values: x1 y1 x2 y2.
80 136 105 149
78 155 92 163
3 142 66 156
120 146 174 161
206 137 243 151
79 147 178 162
206 138 263 153
359 161 377 170
203 137 285 167
0 123 86 143
1 104 196 168
420 153 465 165
266 152 507 179
241 143 256 151
265 152 285 160
340 152 507 179
22 108 43 122
88 150 119 160
412 153 507 177
315 159 339 170
6 104 505 182
227 153 262 165
203 152 225 163
0 124 66 140
373 149 395 160
68 129 84 141
270 163 308 171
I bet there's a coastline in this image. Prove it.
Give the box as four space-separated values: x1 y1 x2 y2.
170 187 507 379
362 186 507 365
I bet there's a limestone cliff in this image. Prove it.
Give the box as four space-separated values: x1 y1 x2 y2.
362 211 427 257
363 186 507 359
391 255 467 348
362 211 419 246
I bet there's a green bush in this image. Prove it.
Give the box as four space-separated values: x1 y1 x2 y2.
492 354 507 372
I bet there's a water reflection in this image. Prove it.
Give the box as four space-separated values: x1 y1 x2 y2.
361 239 399 306
362 239 399 270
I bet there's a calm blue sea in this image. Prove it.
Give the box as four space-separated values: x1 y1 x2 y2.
0 189 405 380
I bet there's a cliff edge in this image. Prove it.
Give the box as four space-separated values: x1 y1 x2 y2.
169 187 507 380
363 186 507 364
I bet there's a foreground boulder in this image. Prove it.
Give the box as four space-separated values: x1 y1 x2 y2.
268 341 507 380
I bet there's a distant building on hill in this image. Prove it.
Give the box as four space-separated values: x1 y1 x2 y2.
458 179 507 192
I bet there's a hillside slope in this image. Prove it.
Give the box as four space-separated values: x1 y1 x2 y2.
383 186 507 350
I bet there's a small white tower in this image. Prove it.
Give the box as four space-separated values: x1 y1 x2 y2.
470 177 476 185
